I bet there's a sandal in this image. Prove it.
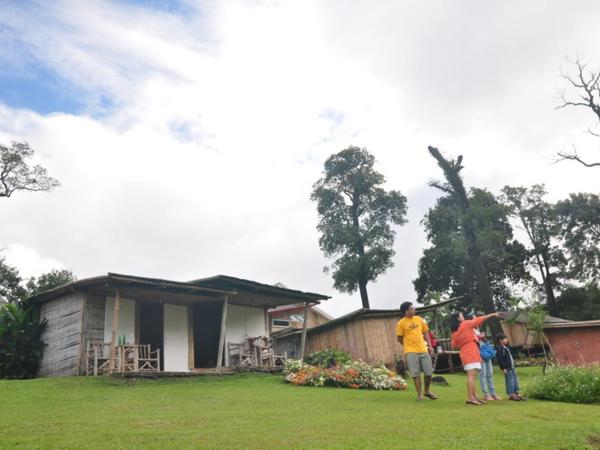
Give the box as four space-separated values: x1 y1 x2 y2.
465 400 483 405
424 392 438 400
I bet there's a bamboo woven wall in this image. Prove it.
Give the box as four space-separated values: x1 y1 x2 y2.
79 294 106 373
38 292 85 377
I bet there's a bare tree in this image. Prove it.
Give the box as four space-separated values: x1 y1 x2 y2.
556 59 600 167
0 141 60 198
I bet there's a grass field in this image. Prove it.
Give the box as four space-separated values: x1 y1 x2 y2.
1 367 599 449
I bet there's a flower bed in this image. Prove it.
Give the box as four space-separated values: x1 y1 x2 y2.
284 359 407 390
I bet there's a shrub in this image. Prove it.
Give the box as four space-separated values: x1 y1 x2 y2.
526 365 600 404
284 359 407 390
0 302 47 379
304 348 352 368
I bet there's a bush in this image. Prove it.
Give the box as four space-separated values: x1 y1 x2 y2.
0 302 47 379
527 365 600 404
285 359 407 390
304 348 352 368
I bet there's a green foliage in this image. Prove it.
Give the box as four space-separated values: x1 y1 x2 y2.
0 256 71 378
501 185 566 314
527 365 600 404
303 348 352 368
0 141 59 198
555 193 600 282
414 188 528 310
25 269 76 297
555 283 600 320
0 302 47 378
311 146 407 308
0 256 27 304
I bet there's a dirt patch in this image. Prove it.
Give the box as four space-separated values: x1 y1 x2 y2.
587 434 600 449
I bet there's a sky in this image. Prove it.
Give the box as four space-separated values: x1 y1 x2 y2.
0 0 599 317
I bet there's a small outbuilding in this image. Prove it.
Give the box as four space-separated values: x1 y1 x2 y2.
271 297 459 367
543 319 600 365
500 311 570 349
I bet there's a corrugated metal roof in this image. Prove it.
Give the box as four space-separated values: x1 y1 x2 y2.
544 319 600 329
189 274 330 302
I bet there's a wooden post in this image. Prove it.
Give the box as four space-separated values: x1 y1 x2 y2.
188 304 195 371
299 301 310 360
108 289 121 374
93 345 98 376
216 295 229 371
264 308 270 335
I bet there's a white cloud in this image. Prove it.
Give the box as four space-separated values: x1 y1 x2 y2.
2 244 65 280
0 1 599 317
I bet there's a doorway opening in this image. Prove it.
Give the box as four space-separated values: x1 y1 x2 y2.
139 301 164 370
193 302 223 368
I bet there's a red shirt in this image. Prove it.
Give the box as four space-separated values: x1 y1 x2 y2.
451 316 485 365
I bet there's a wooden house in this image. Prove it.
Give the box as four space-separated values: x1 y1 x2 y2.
500 311 570 349
29 273 329 377
543 319 600 365
271 297 459 366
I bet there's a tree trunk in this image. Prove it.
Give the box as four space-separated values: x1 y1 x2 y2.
540 253 558 315
427 147 502 336
352 195 371 309
358 277 370 309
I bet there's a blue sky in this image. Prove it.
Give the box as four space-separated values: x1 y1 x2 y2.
0 65 85 115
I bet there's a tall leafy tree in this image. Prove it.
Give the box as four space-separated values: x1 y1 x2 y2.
0 141 59 198
501 185 566 315
555 283 600 321
25 269 76 298
311 146 407 309
426 147 502 334
414 189 528 311
555 193 600 282
0 256 27 304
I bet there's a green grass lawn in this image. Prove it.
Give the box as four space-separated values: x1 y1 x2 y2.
1 367 599 449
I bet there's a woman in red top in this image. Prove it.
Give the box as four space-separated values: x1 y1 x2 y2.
450 311 501 405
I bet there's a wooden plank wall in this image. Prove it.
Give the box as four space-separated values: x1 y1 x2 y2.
80 294 106 373
306 316 403 367
38 293 85 377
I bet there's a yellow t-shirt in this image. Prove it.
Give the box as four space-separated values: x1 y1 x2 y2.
396 316 429 354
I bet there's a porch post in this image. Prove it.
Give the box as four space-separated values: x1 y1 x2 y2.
108 288 121 374
299 300 310 359
216 295 229 371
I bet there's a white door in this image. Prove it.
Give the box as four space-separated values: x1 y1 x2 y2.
163 304 189 372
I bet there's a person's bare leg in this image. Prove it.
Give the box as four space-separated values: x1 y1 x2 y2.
424 375 436 398
467 370 479 402
414 376 423 400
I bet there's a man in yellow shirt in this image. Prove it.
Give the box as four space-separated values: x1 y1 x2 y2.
397 301 437 401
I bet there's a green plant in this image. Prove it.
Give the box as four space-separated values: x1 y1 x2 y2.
0 302 47 378
527 365 600 404
303 348 352 368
